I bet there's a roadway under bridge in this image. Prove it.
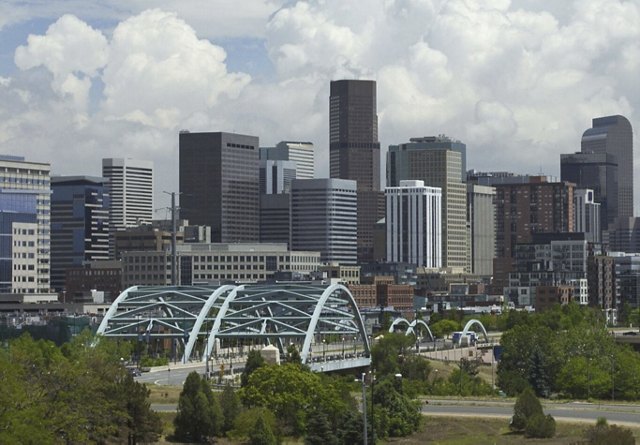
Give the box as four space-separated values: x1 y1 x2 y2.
97 283 372 372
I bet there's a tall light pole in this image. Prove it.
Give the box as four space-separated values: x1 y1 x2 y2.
370 369 375 445
162 191 180 286
361 373 368 445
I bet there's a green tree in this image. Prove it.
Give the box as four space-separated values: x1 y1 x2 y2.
122 374 162 443
240 364 352 437
220 383 242 434
304 409 338 445
283 343 302 364
510 387 543 432
429 319 460 339
371 333 415 376
0 332 159 444
229 407 278 441
174 371 223 442
335 409 364 445
372 376 421 438
249 414 279 445
242 349 266 387
525 413 556 438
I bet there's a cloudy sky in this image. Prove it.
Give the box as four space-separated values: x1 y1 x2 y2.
0 0 638 213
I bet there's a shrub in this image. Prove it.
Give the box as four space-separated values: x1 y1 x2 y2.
583 418 635 445
510 387 543 431
525 413 556 438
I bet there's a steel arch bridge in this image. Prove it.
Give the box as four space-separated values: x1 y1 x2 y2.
388 317 435 342
97 284 371 371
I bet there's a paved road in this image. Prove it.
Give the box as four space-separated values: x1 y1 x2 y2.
151 398 640 426
423 400 640 427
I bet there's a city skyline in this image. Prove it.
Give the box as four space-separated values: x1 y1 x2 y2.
0 1 638 212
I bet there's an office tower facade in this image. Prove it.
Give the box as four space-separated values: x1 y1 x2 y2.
493 178 575 290
50 176 110 292
260 160 296 194
467 183 496 276
608 217 640 253
261 141 315 179
389 136 467 183
612 253 640 310
560 151 617 229
587 255 617 323
260 194 291 247
0 155 50 293
179 131 260 243
574 188 601 244
581 115 633 219
387 143 468 270
102 158 153 257
329 79 382 263
291 179 357 264
385 180 442 268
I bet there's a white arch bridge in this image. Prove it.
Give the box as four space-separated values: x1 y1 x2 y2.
97 284 371 372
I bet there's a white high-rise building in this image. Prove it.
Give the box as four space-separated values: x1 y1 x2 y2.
0 155 51 293
574 188 601 244
385 180 442 268
102 158 153 257
291 179 357 265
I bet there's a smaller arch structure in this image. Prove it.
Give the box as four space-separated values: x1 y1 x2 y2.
388 318 435 342
457 318 490 344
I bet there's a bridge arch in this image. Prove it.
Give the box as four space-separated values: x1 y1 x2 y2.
98 284 371 369
388 317 411 333
388 318 435 342
407 319 435 342
459 318 489 344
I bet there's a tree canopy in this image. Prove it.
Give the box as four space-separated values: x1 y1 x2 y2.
0 331 160 444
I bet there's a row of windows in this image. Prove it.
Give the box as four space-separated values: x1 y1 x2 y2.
13 241 35 247
13 228 36 235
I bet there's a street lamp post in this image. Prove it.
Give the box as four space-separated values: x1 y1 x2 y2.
361 373 368 445
322 339 326 362
370 369 375 445
611 354 615 402
459 358 464 396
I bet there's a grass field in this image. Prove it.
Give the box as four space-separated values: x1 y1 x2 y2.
386 417 640 444
148 384 183 404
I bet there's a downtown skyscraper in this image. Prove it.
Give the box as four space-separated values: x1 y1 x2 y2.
50 176 109 292
387 137 469 271
102 158 153 258
581 115 633 220
179 131 260 243
329 79 382 263
0 155 51 293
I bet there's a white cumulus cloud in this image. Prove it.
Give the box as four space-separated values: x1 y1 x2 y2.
1 0 639 209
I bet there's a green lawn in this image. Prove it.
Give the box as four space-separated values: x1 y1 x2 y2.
384 417 640 444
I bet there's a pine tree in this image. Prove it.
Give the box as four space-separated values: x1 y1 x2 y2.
304 409 337 445
249 414 278 445
510 387 543 431
174 371 223 442
220 383 241 434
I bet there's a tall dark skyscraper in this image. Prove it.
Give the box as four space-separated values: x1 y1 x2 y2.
560 151 617 228
50 176 110 292
581 115 633 219
329 79 382 263
179 131 259 243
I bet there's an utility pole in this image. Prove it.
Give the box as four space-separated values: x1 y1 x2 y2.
170 191 177 286
362 373 368 445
